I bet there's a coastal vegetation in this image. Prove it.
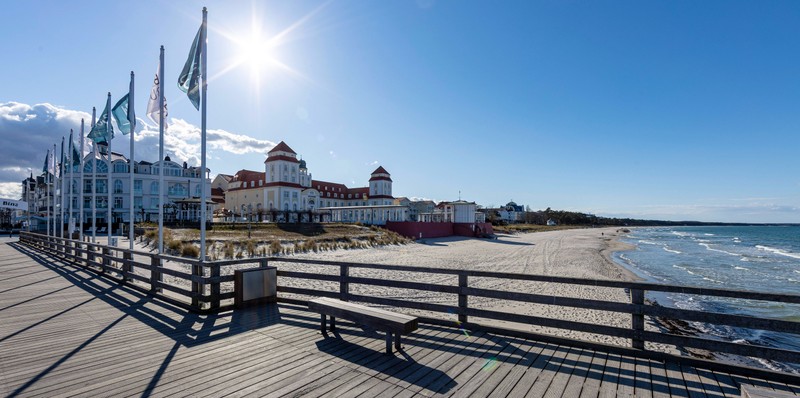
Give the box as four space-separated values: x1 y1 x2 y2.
488 207 798 228
139 222 410 259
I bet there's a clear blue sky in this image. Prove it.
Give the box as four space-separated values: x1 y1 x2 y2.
1 0 798 223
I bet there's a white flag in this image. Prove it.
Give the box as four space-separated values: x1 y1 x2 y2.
146 69 168 128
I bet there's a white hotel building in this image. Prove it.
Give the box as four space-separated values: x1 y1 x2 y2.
56 143 211 230
224 141 407 225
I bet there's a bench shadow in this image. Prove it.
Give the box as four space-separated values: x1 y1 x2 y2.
314 334 457 394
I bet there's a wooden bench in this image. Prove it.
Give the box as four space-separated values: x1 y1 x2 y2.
307 297 418 354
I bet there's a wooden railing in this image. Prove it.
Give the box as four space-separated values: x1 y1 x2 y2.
19 232 264 312
19 231 800 383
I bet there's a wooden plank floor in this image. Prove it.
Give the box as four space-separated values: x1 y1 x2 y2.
2 240 799 398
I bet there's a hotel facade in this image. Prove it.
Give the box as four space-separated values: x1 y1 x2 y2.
25 142 211 233
223 141 407 224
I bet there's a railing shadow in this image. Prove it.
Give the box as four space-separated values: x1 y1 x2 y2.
5 242 284 397
8 242 281 346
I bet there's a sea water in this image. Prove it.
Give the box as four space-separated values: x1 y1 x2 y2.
613 226 800 372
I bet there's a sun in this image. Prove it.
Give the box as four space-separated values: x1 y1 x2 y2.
212 1 326 93
229 23 278 86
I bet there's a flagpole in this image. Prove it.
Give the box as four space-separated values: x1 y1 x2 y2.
158 46 165 256
68 130 74 239
200 7 208 262
79 120 85 242
52 143 56 237
60 136 65 239
91 107 97 243
128 72 136 251
106 92 113 245
45 149 50 237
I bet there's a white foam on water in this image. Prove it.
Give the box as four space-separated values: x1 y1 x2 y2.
671 231 691 237
733 265 749 271
663 246 682 254
699 243 740 256
756 245 800 260
704 233 715 236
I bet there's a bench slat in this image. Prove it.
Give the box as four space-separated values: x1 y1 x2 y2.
308 298 418 334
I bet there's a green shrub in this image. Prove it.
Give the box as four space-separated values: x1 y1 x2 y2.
269 240 282 255
181 244 199 258
167 239 182 252
223 241 234 259
245 240 257 257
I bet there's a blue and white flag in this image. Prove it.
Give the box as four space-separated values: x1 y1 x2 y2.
111 94 134 135
87 102 114 144
178 24 203 110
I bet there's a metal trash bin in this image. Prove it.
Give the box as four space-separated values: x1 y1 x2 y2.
234 267 277 308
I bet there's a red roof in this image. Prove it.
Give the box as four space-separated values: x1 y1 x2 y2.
371 166 389 175
268 141 296 154
311 180 370 199
227 169 266 191
312 180 348 194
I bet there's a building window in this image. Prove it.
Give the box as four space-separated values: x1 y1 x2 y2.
150 181 159 194
134 180 142 194
114 180 123 194
114 197 123 209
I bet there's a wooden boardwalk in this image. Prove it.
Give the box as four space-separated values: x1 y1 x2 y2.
1 240 799 397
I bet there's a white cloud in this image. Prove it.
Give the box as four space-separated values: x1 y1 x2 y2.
0 182 22 200
0 101 277 192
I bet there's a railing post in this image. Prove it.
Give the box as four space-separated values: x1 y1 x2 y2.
631 288 645 350
458 273 468 325
259 258 268 268
210 263 220 310
101 247 110 274
122 252 132 283
87 244 95 268
150 256 161 293
191 262 203 310
340 264 349 301
77 241 86 267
